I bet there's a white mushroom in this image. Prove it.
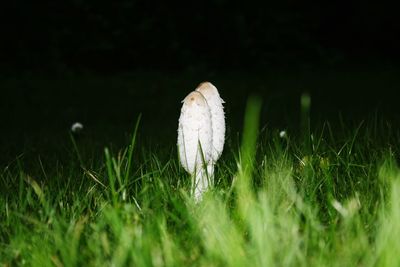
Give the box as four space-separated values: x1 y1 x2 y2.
178 91 213 200
195 82 225 163
71 122 84 133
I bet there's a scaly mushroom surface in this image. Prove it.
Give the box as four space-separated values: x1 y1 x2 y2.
195 82 225 163
177 91 213 199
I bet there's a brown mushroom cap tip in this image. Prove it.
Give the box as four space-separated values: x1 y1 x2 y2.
182 91 207 106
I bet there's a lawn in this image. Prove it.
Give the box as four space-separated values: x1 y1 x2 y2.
1 69 400 266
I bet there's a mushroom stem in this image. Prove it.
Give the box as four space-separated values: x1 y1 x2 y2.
193 163 214 201
207 163 215 181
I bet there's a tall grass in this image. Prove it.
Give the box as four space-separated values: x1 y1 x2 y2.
1 96 400 266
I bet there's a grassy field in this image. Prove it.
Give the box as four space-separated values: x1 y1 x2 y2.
1 70 400 266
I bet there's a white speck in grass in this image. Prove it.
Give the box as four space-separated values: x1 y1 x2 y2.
71 122 84 133
279 130 287 138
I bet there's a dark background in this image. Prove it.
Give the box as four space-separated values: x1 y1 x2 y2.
1 1 400 163
2 1 400 71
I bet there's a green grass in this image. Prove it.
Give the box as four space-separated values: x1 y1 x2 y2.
1 96 400 266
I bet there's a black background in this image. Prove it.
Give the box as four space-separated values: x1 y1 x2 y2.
2 1 400 71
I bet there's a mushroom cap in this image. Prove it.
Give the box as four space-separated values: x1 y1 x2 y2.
178 91 213 174
196 82 225 104
196 82 225 162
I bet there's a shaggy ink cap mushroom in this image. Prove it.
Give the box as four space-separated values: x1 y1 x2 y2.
178 91 213 175
178 83 226 201
195 82 226 162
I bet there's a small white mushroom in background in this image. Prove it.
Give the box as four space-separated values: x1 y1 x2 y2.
71 122 84 133
178 82 225 201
